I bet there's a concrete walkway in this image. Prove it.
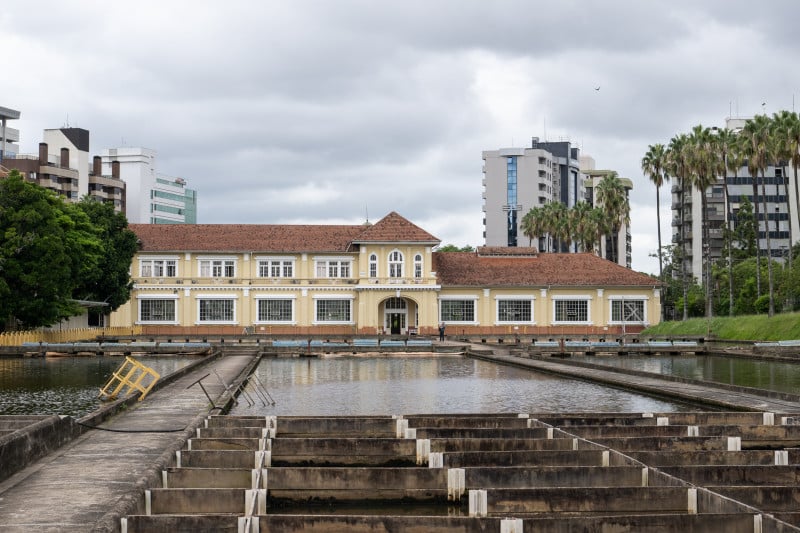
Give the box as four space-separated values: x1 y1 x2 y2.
470 347 800 413
0 353 258 533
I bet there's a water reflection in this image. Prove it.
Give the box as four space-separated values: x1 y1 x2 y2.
570 355 800 394
0 356 198 417
232 355 690 416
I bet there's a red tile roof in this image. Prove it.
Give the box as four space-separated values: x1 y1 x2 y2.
353 211 440 244
433 252 658 287
130 212 439 253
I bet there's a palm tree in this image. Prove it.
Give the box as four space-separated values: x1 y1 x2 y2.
687 125 718 317
712 127 742 316
641 143 668 319
570 201 593 253
772 111 797 278
666 133 691 320
588 207 609 257
741 114 776 316
595 172 630 265
521 207 544 250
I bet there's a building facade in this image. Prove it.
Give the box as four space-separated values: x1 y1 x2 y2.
0 106 21 162
1 127 126 211
672 118 798 283
110 212 661 336
101 147 197 224
483 138 583 250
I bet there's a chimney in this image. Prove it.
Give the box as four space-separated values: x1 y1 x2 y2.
60 147 69 168
38 143 48 165
112 160 120 179
92 156 101 176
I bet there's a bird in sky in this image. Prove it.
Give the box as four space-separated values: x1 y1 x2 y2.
595 86 601 91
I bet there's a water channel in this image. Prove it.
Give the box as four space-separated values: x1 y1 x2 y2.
3 352 798 418
0 355 199 417
229 354 691 416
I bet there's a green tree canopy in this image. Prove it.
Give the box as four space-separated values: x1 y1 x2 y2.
73 198 139 311
436 244 475 252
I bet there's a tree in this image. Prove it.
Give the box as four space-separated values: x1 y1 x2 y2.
641 143 668 316
0 171 100 329
437 244 475 252
73 198 139 311
687 124 717 317
594 172 630 264
570 201 594 253
772 110 798 293
521 206 545 251
713 126 744 316
666 133 691 320
741 114 776 316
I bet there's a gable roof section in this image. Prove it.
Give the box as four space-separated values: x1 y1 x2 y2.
352 211 440 244
130 223 365 253
433 252 657 287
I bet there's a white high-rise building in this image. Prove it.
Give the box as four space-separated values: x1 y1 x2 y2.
102 147 197 224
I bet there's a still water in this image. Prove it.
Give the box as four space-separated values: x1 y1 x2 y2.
230 354 691 416
0 355 198 417
569 354 800 395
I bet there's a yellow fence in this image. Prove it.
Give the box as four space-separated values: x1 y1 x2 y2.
0 327 142 346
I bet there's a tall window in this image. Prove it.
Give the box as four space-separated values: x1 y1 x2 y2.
554 299 589 322
497 299 533 323
258 259 294 278
140 259 177 277
611 299 645 323
440 299 475 322
315 259 351 278
315 299 351 322
139 299 176 322
414 254 423 278
369 254 378 278
198 299 235 322
388 250 404 278
506 156 518 246
257 299 293 322
199 259 235 278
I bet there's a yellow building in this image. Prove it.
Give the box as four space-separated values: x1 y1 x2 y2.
110 212 661 337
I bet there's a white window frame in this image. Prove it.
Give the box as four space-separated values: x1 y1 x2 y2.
494 295 536 325
438 295 478 325
197 256 236 278
137 294 179 324
256 256 295 278
312 295 354 324
254 294 296 324
369 253 378 278
608 296 648 325
413 253 423 279
388 250 404 278
314 256 352 279
552 296 592 325
196 294 238 324
139 256 178 278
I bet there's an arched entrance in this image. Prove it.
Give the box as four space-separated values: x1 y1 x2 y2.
383 297 406 335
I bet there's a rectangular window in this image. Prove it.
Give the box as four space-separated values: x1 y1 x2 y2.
257 299 293 322
555 300 589 322
258 259 294 278
315 299 351 322
440 300 475 322
611 300 645 323
199 299 235 322
140 259 177 277
139 299 176 322
497 299 532 322
200 259 235 278
315 260 351 278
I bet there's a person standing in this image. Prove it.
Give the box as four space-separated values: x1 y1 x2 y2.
438 323 445 342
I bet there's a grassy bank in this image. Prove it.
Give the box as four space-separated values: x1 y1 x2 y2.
641 311 800 341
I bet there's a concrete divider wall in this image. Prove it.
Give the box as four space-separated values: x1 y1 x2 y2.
0 414 81 482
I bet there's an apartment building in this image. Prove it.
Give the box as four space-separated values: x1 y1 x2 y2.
101 147 197 224
0 106 21 162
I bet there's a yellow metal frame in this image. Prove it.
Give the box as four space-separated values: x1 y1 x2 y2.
98 356 160 402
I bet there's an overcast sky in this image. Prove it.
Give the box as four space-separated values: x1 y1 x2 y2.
5 1 800 275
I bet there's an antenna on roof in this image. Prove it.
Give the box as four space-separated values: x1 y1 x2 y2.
365 205 369 224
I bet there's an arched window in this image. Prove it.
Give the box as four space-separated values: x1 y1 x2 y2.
414 254 423 279
388 250 404 278
369 253 377 278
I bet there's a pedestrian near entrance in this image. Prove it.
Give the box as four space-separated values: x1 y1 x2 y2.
438 323 445 342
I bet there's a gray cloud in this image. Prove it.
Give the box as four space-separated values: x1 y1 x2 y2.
6 0 800 273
